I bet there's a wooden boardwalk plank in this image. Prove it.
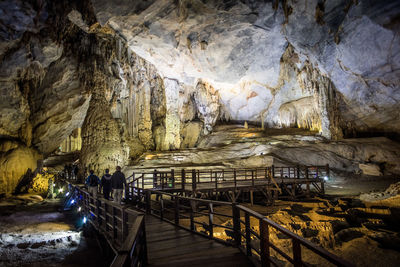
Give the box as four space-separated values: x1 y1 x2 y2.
145 215 251 267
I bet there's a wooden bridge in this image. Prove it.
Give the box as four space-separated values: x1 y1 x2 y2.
126 165 329 205
62 164 353 267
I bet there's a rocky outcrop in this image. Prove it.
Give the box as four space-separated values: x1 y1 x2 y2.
0 140 41 196
90 0 400 138
0 0 399 192
80 90 129 175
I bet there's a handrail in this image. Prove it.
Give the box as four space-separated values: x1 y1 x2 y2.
138 189 353 267
126 165 328 193
63 181 147 267
111 215 147 267
236 205 351 266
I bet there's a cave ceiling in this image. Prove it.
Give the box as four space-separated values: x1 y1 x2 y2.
0 0 399 155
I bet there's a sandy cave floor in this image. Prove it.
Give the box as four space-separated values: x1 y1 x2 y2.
0 196 108 267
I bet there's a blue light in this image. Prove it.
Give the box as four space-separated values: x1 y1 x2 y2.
65 192 70 196
71 199 75 204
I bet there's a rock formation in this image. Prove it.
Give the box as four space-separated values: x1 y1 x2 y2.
0 0 399 193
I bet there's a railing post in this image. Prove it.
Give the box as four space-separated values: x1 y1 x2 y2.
208 203 214 238
234 169 237 190
245 212 252 257
104 202 107 231
160 194 164 220
122 207 128 243
145 190 151 214
112 206 117 239
251 170 255 187
305 167 309 179
190 199 195 231
96 199 100 226
174 196 179 225
215 171 218 190
232 203 241 247
296 165 300 179
260 219 270 267
181 169 186 190
192 169 197 191
171 169 175 188
271 165 275 179
326 164 330 179
292 239 302 267
142 173 145 189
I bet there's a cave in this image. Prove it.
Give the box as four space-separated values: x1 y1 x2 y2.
0 0 400 266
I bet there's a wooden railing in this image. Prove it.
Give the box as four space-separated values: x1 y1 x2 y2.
127 165 329 197
127 165 329 189
138 189 353 267
65 183 147 267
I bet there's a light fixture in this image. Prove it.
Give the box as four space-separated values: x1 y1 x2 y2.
323 176 329 181
83 217 87 224
59 188 63 193
78 207 81 212
71 199 75 204
65 192 70 196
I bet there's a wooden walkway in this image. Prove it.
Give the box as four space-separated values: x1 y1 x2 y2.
63 180 353 267
145 215 251 267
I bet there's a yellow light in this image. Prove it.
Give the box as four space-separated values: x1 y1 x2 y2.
145 154 155 160
59 188 64 193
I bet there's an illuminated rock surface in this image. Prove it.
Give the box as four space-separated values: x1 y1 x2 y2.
127 125 400 181
0 198 106 267
0 1 399 266
0 1 399 191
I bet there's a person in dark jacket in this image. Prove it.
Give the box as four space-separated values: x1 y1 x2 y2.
101 169 112 200
85 170 100 198
111 166 126 204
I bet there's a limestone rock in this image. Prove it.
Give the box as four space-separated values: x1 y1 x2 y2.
31 57 89 154
359 164 383 176
0 140 41 196
180 121 203 149
92 0 400 137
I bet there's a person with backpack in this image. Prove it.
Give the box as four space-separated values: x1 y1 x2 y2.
111 166 127 204
85 170 100 199
101 169 112 200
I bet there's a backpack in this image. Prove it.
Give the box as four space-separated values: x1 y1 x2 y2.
89 174 99 186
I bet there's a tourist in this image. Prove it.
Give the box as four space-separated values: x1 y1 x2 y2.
85 170 100 199
101 169 112 200
111 166 127 204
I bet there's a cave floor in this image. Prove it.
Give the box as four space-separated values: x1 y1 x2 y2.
0 196 107 267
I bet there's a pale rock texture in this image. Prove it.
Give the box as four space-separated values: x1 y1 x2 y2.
0 140 41 196
180 121 203 148
80 91 129 175
0 0 400 192
91 0 400 138
30 57 90 154
359 164 383 176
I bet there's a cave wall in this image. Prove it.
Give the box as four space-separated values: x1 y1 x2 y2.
91 0 400 138
0 0 399 192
